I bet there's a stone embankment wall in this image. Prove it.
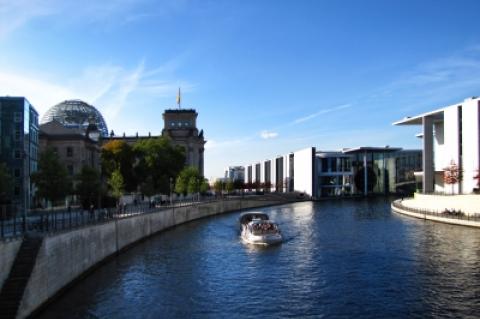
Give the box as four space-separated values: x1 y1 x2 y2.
391 199 480 228
8 197 289 318
0 238 22 290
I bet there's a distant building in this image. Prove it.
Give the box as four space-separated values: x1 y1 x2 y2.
0 97 39 213
237 146 421 198
394 97 480 194
224 166 245 182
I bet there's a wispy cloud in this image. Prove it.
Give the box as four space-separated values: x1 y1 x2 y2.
260 130 278 139
0 59 193 127
292 103 352 124
0 0 179 38
0 0 58 38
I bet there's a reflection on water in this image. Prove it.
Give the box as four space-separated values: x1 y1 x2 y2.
37 198 480 318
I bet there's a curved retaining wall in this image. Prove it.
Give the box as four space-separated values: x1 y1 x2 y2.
0 238 22 290
391 200 480 228
14 197 290 318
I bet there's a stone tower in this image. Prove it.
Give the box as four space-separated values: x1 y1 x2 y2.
161 108 205 176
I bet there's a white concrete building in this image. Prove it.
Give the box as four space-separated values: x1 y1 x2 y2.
236 146 421 198
394 97 480 194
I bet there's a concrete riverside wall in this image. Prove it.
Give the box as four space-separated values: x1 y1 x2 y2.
402 193 480 215
16 197 289 318
391 201 480 228
0 238 23 290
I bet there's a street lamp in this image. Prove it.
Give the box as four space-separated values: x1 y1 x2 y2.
169 177 173 206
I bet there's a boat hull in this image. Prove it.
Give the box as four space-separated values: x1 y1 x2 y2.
241 228 282 245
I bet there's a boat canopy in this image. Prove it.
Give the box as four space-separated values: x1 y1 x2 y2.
239 212 269 224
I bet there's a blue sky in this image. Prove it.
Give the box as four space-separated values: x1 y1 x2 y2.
2 0 480 179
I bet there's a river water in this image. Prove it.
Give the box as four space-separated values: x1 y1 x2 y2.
37 198 480 318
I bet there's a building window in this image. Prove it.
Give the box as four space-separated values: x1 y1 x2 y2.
67 147 73 157
14 112 22 123
14 127 21 140
15 150 21 159
14 169 20 178
67 165 74 176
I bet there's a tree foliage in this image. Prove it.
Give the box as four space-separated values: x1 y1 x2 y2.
443 160 462 194
108 169 124 201
101 140 136 192
200 178 210 194
213 180 224 195
175 166 201 195
134 137 185 195
474 169 480 188
0 162 12 204
225 180 234 194
32 149 71 204
75 166 102 208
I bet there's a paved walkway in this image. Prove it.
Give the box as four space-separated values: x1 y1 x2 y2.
400 193 480 216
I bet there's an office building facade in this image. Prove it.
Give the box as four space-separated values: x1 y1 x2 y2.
0 97 39 213
394 97 480 194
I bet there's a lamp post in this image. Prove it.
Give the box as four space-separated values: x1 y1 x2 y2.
169 177 173 206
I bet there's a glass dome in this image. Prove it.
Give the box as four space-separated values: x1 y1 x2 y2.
41 100 109 137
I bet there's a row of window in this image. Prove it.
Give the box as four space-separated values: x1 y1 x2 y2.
169 121 192 128
52 146 74 157
319 157 352 173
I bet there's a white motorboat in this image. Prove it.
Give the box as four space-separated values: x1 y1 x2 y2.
239 212 282 245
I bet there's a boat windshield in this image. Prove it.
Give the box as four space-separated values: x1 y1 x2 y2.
249 222 279 235
240 213 269 224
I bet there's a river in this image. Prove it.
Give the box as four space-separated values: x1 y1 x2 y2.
36 198 480 318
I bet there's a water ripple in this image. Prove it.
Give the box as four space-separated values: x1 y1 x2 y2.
37 198 480 318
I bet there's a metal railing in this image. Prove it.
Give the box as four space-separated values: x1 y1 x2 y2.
0 194 274 240
391 200 480 222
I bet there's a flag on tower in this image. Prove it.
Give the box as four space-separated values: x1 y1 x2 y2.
176 87 181 108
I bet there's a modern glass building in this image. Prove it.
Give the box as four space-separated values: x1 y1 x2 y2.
41 100 108 137
0 97 39 215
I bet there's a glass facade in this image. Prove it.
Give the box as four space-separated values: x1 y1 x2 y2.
41 100 108 137
0 97 39 215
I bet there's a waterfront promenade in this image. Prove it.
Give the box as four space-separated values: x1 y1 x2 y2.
0 194 297 319
392 194 480 228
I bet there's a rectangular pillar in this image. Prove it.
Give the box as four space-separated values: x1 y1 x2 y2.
423 116 434 193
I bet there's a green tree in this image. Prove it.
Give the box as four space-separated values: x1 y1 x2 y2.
187 177 199 195
108 169 124 204
0 162 12 204
225 180 234 194
175 166 201 195
32 149 71 206
135 137 185 195
213 180 224 196
200 178 210 194
101 140 137 192
75 166 102 209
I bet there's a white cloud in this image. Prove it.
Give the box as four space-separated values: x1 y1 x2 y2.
0 0 187 38
292 103 352 124
0 0 58 38
0 71 74 115
0 59 193 130
260 130 278 139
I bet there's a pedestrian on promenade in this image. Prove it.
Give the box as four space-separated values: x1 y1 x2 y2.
89 204 95 220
